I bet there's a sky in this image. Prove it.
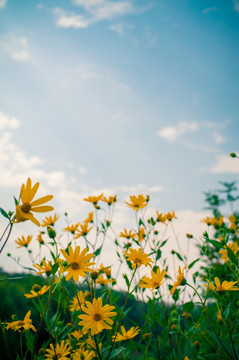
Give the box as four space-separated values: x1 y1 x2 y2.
0 0 239 277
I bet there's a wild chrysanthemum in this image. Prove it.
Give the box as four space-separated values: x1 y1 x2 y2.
45 340 71 360
78 297 117 336
64 223 80 234
124 248 153 269
24 284 50 298
102 195 117 205
60 246 95 282
83 193 104 205
137 227 146 242
84 212 94 223
166 211 177 221
96 274 111 285
33 259 53 276
41 214 60 227
5 311 36 332
219 242 239 263
139 268 166 290
125 194 149 211
74 222 93 239
156 211 167 223
14 178 54 226
119 228 137 239
69 291 86 312
170 266 187 295
205 277 239 291
72 348 95 360
36 232 44 244
113 326 140 342
15 235 33 248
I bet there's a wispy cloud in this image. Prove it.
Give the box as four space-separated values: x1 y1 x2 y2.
185 142 218 153
233 0 239 13
157 121 198 142
0 0 7 9
210 154 239 174
0 112 20 130
0 35 30 62
54 0 144 29
202 7 218 14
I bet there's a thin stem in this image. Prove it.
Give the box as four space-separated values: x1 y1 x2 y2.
0 223 13 253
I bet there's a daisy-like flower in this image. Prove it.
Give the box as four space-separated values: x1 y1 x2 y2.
24 284 50 298
78 297 117 336
125 194 149 211
156 211 167 224
84 212 94 224
205 277 239 291
64 223 80 234
166 211 177 222
5 311 36 332
202 216 212 226
139 268 166 290
98 263 112 278
15 235 33 248
113 326 140 342
68 329 88 341
119 228 137 239
124 248 153 269
102 195 117 206
14 178 54 226
219 242 239 263
137 227 146 242
74 222 93 239
69 291 86 312
36 232 44 244
41 214 60 227
170 266 187 295
72 348 95 360
60 246 95 282
33 259 53 276
83 193 104 205
45 340 71 360
96 274 110 285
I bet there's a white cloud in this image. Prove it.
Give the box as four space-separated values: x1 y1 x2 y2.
202 7 218 14
0 0 7 9
0 112 20 130
54 0 137 29
185 142 218 153
78 165 87 174
213 132 224 145
0 35 30 62
210 154 239 174
233 0 239 13
157 121 198 142
76 65 98 80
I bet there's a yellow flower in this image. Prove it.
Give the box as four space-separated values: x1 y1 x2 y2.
170 266 187 295
41 214 60 227
184 357 189 360
98 264 112 278
64 223 80 234
36 232 44 244
15 235 33 248
166 211 177 221
14 178 54 226
96 274 111 285
119 228 137 239
219 242 239 263
83 193 104 205
60 246 95 282
205 277 239 291
137 227 146 242
124 248 153 269
102 195 118 205
202 216 212 225
72 348 95 360
113 326 140 342
69 291 86 312
217 310 223 323
33 259 53 276
5 310 36 332
84 212 94 224
24 284 50 298
139 268 166 290
74 222 93 239
125 194 149 211
45 340 71 360
68 329 88 340
156 211 167 224
78 297 117 336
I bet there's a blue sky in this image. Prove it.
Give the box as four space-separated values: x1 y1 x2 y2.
0 0 239 272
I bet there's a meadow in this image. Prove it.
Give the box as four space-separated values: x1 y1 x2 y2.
0 155 239 360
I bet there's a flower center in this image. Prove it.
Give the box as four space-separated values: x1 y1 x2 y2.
153 282 159 288
71 262 80 270
134 258 142 264
94 313 102 322
21 203 31 213
17 321 25 327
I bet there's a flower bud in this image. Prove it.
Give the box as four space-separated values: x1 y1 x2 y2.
47 226 56 239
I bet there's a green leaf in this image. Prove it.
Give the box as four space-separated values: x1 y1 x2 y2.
14 196 19 206
188 258 200 269
207 239 223 250
94 246 102 257
160 239 168 248
227 247 238 265
0 208 9 219
183 301 194 312
107 346 126 360
174 251 183 261
156 248 161 261
123 273 130 288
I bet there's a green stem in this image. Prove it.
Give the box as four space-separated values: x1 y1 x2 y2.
0 223 13 253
